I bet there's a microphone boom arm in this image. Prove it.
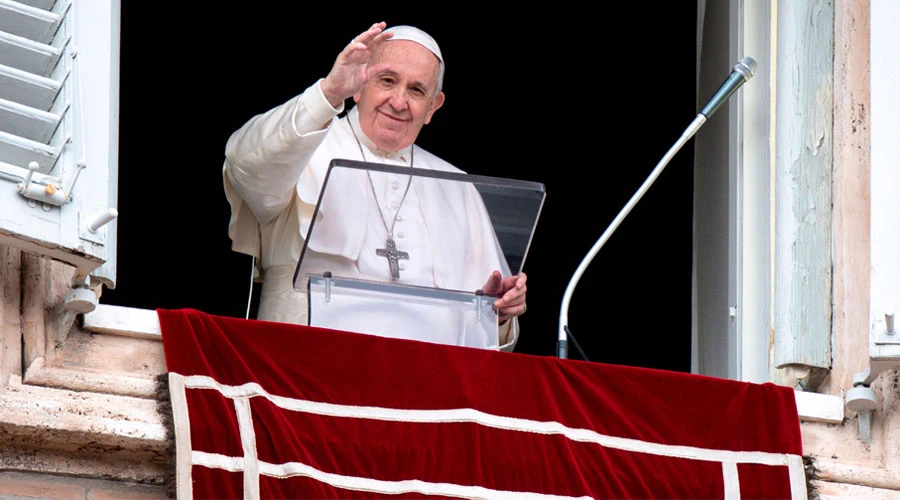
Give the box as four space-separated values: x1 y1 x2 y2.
556 114 706 359
556 56 758 359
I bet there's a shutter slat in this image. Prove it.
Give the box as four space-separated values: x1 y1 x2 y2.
0 129 59 173
0 63 61 110
0 98 62 143
0 0 60 44
0 30 62 77
15 0 56 10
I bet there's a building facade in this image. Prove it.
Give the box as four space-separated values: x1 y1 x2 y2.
0 0 898 498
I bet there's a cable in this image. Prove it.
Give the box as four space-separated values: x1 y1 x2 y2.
246 255 255 319
564 326 589 362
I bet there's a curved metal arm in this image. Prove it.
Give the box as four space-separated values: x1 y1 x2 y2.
557 114 707 358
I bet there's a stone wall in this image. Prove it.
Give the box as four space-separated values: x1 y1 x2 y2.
0 247 170 498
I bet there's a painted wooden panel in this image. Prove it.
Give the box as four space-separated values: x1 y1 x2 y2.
0 0 119 286
773 0 834 373
869 0 900 367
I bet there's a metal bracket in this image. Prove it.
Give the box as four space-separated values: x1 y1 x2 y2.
846 358 899 444
64 275 97 314
79 208 118 244
475 289 485 322
845 309 900 443
16 162 68 206
874 309 900 345
15 160 87 208
323 271 332 303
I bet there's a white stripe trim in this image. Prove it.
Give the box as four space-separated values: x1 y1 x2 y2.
168 373 193 500
235 398 259 500
182 375 802 466
192 450 592 500
787 455 809 499
722 462 740 499
194 450 244 471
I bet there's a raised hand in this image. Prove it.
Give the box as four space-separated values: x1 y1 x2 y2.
320 22 394 108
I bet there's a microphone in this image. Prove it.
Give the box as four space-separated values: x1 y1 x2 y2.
557 56 758 359
698 56 758 119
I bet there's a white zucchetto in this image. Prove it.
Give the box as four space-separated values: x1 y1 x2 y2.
383 25 443 64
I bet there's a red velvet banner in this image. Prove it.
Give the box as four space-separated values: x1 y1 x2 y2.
158 308 806 499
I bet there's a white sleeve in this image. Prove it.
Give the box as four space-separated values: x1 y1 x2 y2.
223 79 342 225
498 317 519 352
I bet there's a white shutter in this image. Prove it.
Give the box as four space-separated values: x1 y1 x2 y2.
0 0 119 288
869 0 900 371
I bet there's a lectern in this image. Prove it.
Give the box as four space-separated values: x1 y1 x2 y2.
292 159 545 349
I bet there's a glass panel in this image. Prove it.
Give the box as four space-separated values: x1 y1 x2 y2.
293 159 545 348
294 159 545 290
307 274 500 349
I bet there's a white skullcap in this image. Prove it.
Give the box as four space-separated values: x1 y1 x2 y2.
384 25 443 63
384 25 445 91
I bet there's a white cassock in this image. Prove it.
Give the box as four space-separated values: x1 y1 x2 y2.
223 79 518 351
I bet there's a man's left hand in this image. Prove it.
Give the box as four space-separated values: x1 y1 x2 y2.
481 271 527 324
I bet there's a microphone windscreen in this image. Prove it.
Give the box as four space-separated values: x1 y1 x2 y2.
736 57 758 80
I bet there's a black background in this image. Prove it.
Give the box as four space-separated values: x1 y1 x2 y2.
104 4 699 372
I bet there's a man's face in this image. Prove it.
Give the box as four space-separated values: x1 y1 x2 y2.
354 40 445 152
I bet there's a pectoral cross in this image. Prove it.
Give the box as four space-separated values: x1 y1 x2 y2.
375 238 409 281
